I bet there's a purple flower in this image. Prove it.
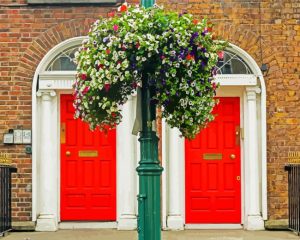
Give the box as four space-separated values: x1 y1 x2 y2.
201 29 208 36
103 37 109 43
211 67 217 76
163 99 170 106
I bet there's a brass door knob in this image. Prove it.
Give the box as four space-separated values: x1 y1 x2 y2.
66 151 71 156
230 154 236 159
236 176 241 181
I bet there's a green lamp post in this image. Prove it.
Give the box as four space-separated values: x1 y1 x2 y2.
136 2 163 240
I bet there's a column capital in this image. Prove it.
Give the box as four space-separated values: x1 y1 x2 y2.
246 87 261 101
37 90 56 101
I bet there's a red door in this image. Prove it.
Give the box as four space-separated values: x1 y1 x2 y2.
185 97 241 223
60 94 116 221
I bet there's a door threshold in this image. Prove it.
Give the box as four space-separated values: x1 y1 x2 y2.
59 221 117 229
185 224 243 230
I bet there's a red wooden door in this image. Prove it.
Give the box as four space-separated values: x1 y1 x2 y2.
60 94 116 221
185 97 241 223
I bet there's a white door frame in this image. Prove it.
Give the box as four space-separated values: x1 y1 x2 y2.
32 37 138 231
162 44 267 230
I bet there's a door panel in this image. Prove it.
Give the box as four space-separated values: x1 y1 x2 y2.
185 97 241 223
60 94 116 221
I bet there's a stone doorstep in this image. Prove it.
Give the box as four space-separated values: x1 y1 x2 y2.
12 219 289 231
265 219 288 230
12 221 36 231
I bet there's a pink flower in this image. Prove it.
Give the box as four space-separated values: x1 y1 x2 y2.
104 83 111 92
212 82 217 90
81 73 87 80
217 51 224 60
132 82 137 89
113 25 119 31
107 11 115 18
82 86 89 95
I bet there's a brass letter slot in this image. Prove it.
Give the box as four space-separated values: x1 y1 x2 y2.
203 153 223 160
61 123 66 144
78 150 98 157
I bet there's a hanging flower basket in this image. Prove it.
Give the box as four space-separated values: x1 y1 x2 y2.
73 3 227 139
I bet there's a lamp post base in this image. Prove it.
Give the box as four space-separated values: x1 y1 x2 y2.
137 131 163 240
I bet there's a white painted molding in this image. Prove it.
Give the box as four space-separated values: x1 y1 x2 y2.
36 90 57 98
245 87 264 230
117 96 137 230
166 125 184 230
39 72 76 90
38 73 257 90
215 74 257 86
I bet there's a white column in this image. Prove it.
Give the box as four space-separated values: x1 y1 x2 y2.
36 90 58 231
117 96 137 230
246 87 264 230
167 126 184 230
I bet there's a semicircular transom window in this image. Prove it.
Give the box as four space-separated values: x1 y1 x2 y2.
216 50 253 74
46 46 79 71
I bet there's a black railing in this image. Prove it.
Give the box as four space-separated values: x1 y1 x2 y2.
0 166 16 237
285 164 300 235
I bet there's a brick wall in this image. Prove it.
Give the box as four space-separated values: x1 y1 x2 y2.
0 0 299 224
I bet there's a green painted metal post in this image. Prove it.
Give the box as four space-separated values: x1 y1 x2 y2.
141 0 155 8
136 1 163 237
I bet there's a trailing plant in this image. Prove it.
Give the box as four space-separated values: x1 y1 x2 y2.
73 2 226 139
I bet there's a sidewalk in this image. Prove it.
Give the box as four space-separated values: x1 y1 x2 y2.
4 229 299 240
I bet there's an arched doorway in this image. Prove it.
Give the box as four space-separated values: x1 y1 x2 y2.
162 44 267 230
32 37 138 231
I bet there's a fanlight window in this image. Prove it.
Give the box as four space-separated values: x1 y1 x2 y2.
216 50 253 74
45 47 252 74
46 46 79 71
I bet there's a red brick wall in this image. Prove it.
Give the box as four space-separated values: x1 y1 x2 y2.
0 0 299 223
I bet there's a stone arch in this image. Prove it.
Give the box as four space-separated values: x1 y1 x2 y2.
215 23 284 81
14 18 95 81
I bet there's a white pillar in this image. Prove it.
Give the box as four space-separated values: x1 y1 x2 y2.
167 126 184 230
246 87 264 230
117 96 137 230
36 90 58 231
